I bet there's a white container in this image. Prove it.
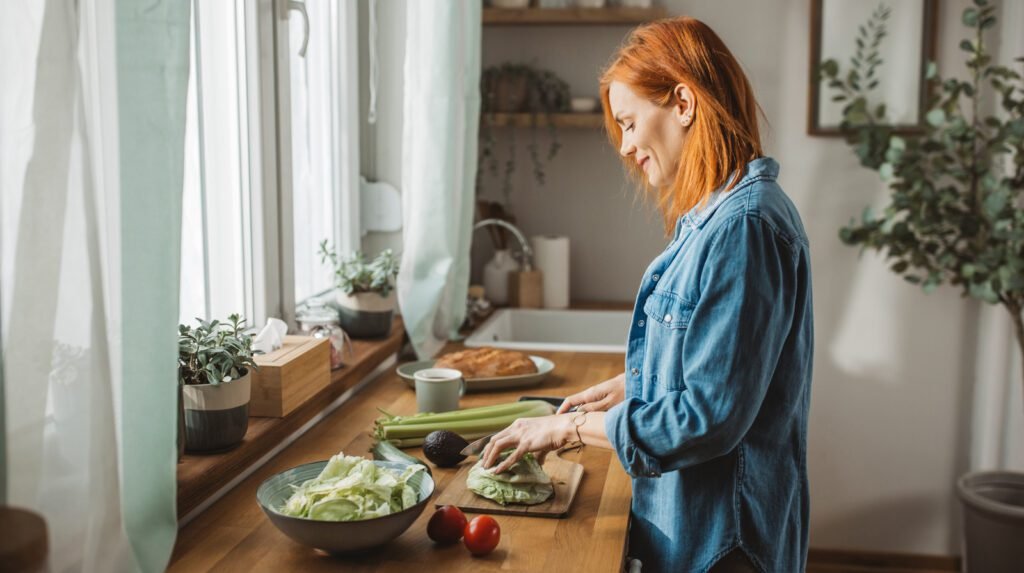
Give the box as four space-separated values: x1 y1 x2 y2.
531 235 570 309
483 249 521 306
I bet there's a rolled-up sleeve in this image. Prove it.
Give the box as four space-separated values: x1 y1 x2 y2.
607 215 798 477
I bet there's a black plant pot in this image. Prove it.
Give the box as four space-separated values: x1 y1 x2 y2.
182 372 251 453
336 291 396 339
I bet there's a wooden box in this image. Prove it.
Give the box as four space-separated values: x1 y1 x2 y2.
249 335 331 418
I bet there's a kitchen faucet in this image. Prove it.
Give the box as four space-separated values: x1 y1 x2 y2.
473 218 534 271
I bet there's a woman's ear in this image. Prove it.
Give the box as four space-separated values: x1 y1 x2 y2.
673 83 695 128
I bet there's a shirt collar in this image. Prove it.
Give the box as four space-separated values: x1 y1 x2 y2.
680 157 780 229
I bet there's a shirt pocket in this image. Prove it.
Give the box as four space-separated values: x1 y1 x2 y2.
642 290 695 329
641 291 696 392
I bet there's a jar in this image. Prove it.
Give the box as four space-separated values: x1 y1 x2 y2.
296 304 352 370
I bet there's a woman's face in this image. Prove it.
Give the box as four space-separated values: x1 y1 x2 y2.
608 81 694 189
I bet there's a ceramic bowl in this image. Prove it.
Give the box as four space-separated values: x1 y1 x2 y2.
257 460 435 554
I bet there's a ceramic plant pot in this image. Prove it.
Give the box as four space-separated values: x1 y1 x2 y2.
494 71 530 112
957 470 1024 573
336 290 396 339
182 371 251 453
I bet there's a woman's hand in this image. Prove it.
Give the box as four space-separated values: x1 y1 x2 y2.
480 414 574 474
556 372 626 414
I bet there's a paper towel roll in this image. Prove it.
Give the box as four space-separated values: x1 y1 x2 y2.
531 235 570 309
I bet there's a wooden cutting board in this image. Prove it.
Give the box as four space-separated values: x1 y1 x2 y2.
434 451 584 518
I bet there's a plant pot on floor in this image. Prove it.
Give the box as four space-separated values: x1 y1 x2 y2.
957 471 1024 572
336 291 396 339
182 371 251 453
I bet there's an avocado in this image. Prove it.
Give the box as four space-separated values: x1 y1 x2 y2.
422 430 469 468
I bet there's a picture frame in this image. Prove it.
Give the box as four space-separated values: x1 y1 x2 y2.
807 0 939 136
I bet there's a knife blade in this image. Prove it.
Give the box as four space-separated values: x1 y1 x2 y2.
460 433 496 457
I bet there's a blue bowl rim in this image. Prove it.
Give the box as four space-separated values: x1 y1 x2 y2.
256 458 435 523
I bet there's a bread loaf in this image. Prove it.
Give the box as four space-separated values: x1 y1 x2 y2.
434 347 538 379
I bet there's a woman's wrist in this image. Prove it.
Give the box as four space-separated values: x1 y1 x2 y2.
560 413 579 446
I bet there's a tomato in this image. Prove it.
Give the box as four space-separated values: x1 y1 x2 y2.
427 505 468 544
463 515 500 556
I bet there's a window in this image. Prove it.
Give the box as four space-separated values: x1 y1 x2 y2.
179 0 360 328
288 0 361 304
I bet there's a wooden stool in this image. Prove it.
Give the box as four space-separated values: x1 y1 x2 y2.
0 507 47 573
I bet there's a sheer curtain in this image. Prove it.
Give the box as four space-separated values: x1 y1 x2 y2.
1 0 189 570
397 0 481 359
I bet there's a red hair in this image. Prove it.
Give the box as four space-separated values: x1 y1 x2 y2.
600 17 764 234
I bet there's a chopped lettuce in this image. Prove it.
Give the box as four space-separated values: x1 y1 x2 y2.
467 452 553 506
280 452 425 521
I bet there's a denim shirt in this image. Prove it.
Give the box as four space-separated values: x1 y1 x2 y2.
605 157 814 573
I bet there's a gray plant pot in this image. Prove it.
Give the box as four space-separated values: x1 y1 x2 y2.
336 291 396 339
957 470 1024 573
182 371 251 453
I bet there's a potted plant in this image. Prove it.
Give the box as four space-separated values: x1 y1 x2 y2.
178 314 259 453
319 242 400 338
821 1 1024 570
479 62 569 209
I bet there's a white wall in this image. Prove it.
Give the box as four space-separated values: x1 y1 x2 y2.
359 0 1024 556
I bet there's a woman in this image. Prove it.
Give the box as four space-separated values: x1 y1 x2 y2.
481 17 814 573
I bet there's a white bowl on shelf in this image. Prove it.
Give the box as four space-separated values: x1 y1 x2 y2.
570 97 599 113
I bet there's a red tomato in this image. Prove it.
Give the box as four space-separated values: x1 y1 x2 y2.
463 515 500 556
427 505 468 544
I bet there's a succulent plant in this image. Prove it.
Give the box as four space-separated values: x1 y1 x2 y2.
178 313 259 386
319 241 400 297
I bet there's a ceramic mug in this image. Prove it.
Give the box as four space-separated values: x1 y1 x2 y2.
414 368 466 413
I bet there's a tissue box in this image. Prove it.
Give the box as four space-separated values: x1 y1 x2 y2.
249 335 331 418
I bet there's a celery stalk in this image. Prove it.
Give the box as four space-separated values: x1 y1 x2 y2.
376 400 553 426
372 400 556 445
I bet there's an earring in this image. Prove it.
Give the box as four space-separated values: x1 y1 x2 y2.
683 113 692 126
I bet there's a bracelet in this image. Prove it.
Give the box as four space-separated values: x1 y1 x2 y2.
568 410 588 450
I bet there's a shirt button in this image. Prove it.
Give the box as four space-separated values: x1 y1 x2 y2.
664 314 672 322
637 319 645 327
631 367 639 376
652 273 660 281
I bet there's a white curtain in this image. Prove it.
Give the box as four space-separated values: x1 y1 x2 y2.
397 0 481 359
1 0 188 570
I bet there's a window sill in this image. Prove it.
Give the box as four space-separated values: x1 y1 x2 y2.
175 316 405 520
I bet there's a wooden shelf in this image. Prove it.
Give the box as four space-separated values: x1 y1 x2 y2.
484 112 604 128
483 6 667 26
176 317 405 519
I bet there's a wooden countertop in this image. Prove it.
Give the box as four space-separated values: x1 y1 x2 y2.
169 344 632 573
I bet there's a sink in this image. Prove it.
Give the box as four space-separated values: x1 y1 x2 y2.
464 308 632 354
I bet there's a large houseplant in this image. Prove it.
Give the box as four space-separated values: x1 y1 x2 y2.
178 314 259 453
821 1 1024 569
319 242 400 338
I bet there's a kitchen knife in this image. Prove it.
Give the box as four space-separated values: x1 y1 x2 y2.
460 433 496 457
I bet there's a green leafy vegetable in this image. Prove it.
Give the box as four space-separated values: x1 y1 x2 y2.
280 452 425 521
467 452 553 506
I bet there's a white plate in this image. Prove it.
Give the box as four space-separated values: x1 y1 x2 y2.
397 355 554 392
